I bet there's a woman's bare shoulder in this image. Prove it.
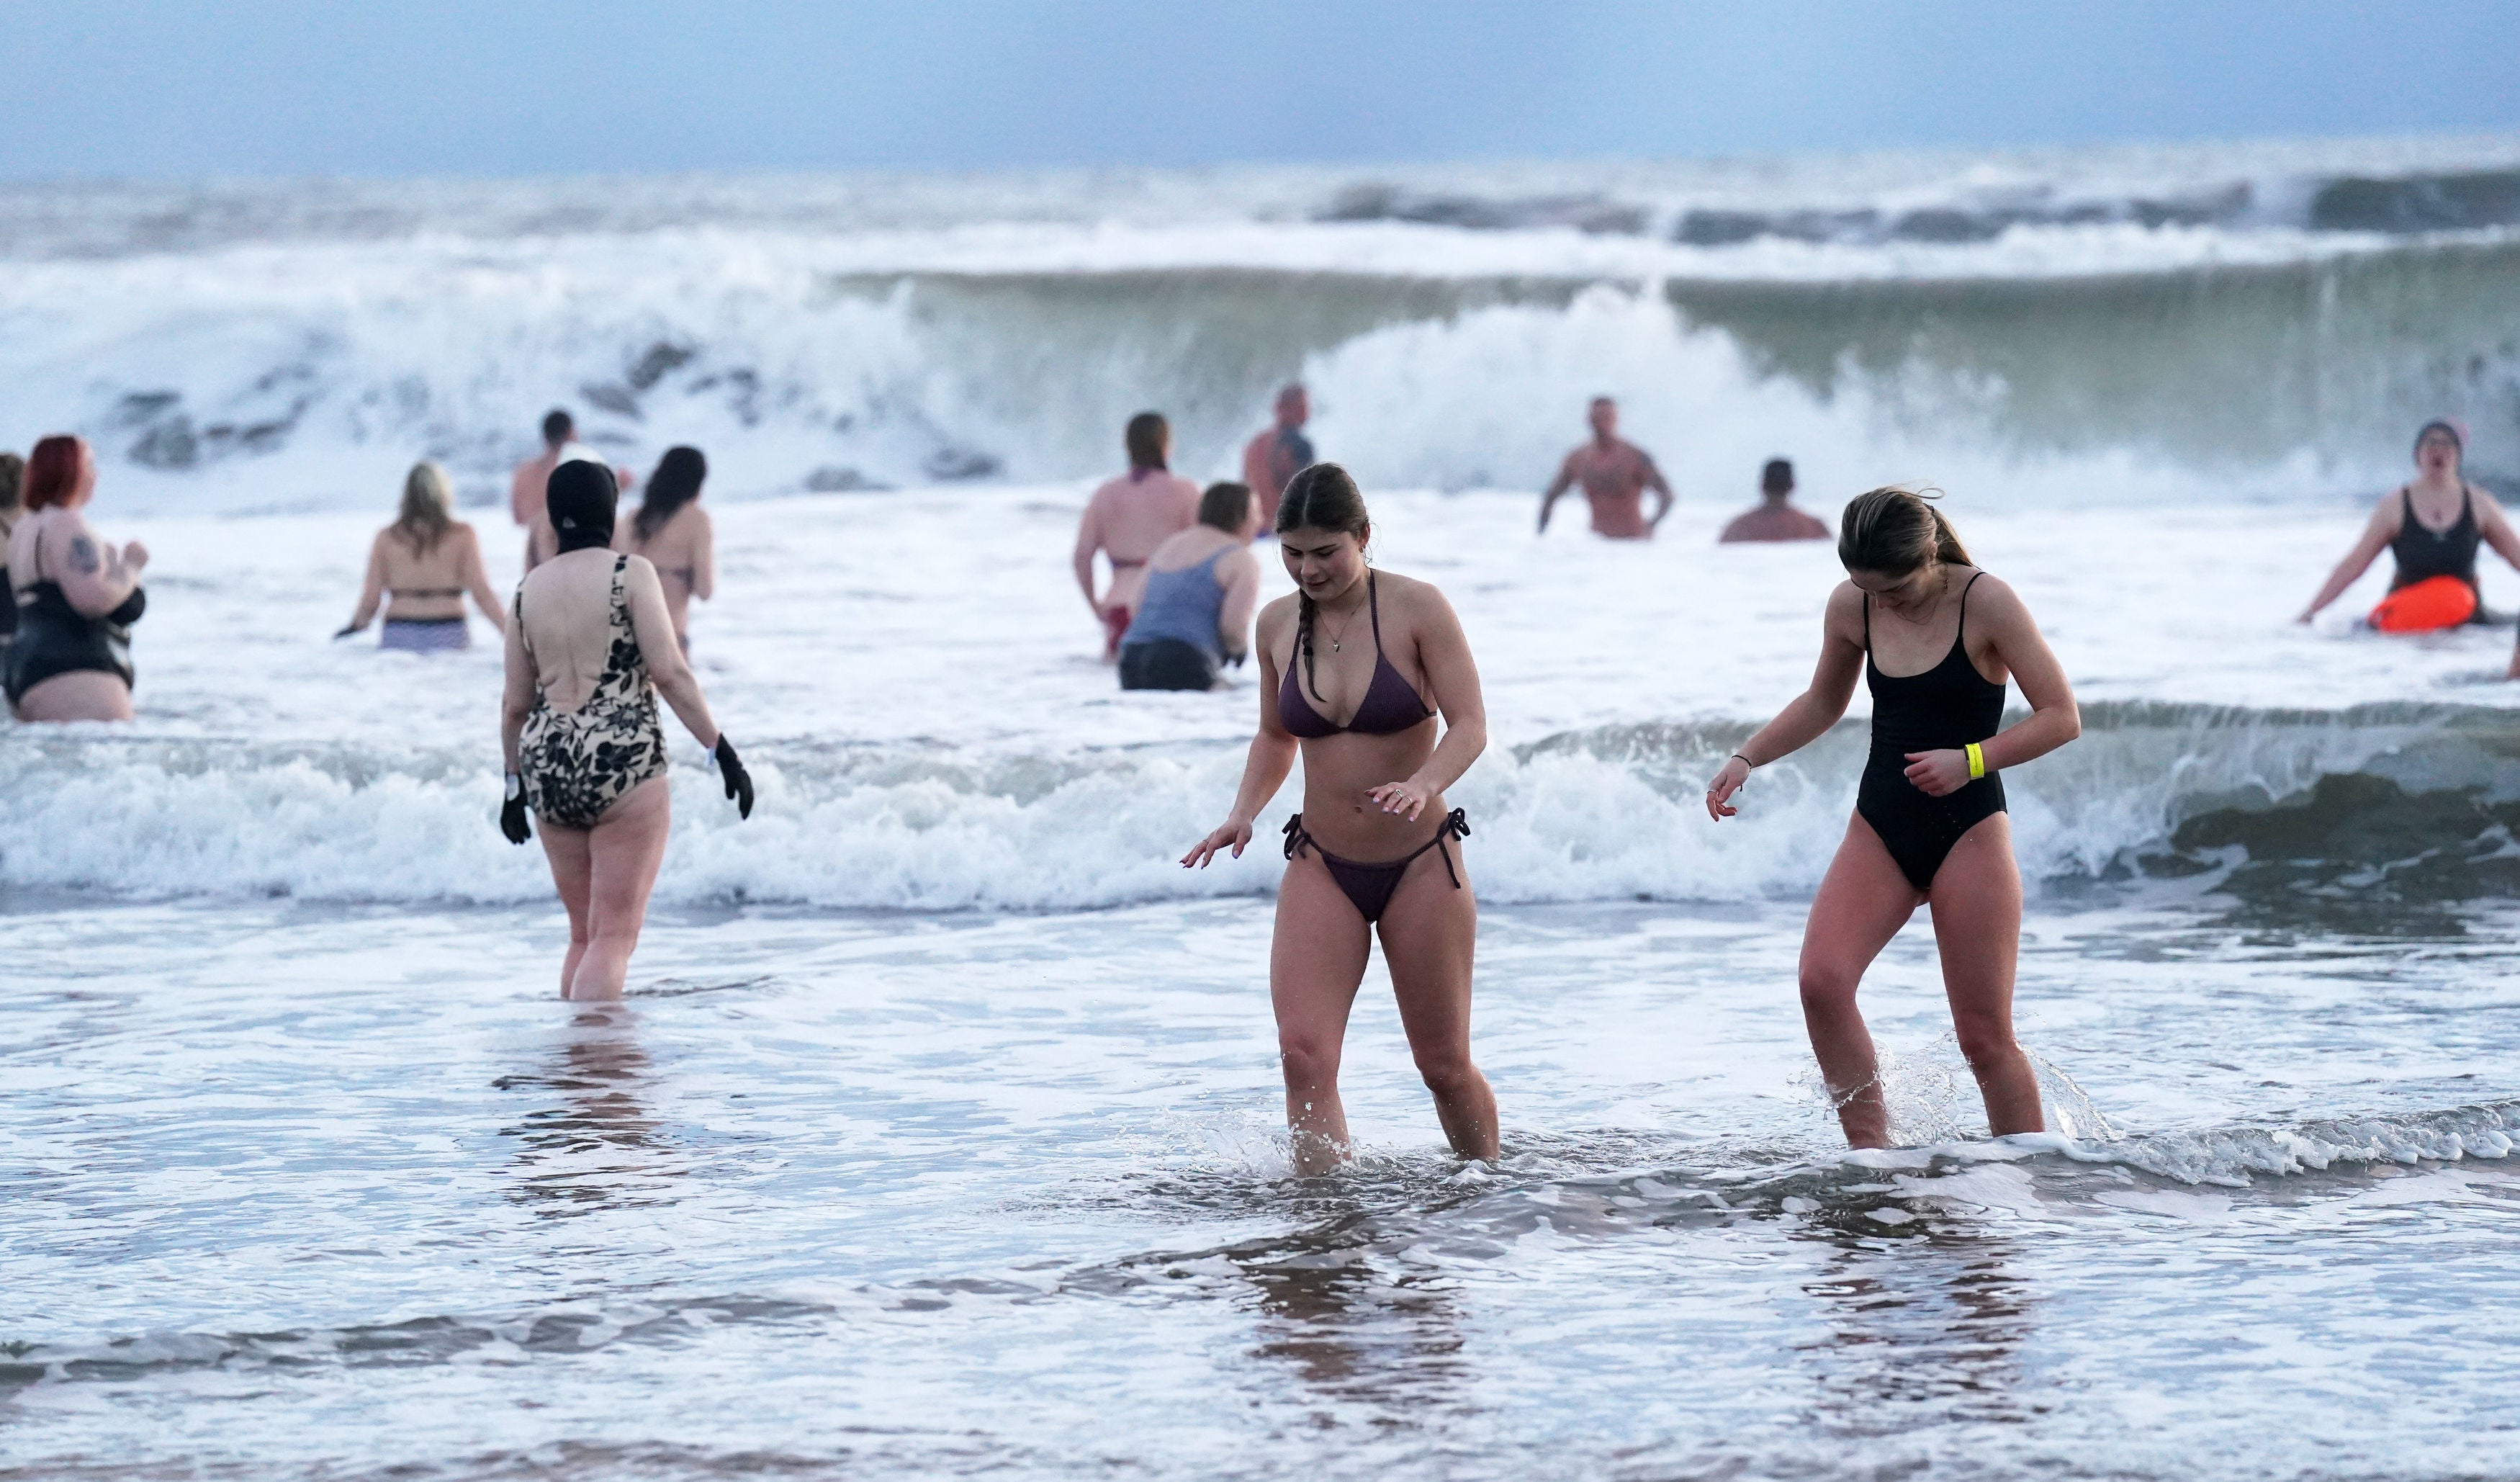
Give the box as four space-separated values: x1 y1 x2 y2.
1961 570 2038 625
1373 568 1450 608
1256 591 1302 634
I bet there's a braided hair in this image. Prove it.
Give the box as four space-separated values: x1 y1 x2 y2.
1273 462 1369 706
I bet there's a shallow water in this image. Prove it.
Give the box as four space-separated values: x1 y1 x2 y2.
6 892 2517 1478
12 135 2520 1478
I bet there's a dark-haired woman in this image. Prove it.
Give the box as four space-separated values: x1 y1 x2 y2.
1184 463 1498 1174
1119 480 1264 691
6 435 148 724
2299 420 2520 632
0 450 24 667
336 462 506 651
1705 488 2079 1149
500 460 754 1001
616 446 713 655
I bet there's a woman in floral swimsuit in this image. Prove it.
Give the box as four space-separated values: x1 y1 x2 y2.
499 460 754 1000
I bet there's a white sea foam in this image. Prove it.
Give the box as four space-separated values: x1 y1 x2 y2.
8 489 2519 910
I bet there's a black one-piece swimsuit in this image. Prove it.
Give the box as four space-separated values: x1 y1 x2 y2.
1858 572 2008 892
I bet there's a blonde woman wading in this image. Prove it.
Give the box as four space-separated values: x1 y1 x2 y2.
337 462 507 651
1184 464 1498 1175
1705 488 2080 1148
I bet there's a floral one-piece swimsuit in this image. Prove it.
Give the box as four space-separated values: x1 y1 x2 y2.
516 555 668 828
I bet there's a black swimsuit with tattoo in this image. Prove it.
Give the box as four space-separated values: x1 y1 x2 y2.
1858 571 2007 892
1275 573 1470 923
4 533 145 707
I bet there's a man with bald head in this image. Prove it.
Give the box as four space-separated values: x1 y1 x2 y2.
1241 383 1315 530
1538 397 1674 539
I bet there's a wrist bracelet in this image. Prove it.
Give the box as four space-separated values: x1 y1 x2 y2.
1965 742 1986 780
1731 752 1754 769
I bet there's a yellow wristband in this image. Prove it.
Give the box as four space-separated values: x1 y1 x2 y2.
1966 742 1986 779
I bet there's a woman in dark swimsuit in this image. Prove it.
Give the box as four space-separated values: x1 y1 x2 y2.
2299 420 2520 629
1705 488 2080 1149
1182 464 1498 1175
5 436 148 724
616 446 713 655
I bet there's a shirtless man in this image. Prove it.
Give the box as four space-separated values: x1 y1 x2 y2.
1241 383 1315 529
511 410 577 540
512 408 632 572
1074 412 1200 660
1719 459 1832 543
1538 398 1674 539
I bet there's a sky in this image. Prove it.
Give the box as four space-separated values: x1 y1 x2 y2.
3 1 2517 181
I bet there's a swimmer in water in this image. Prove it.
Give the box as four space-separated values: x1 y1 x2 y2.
514 409 634 573
336 462 508 652
1705 488 2081 1149
2298 420 2520 630
615 446 714 655
500 460 753 1002
1117 480 1264 691
1718 459 1832 543
511 408 576 566
5 435 148 724
1074 412 1201 661
1537 397 1674 540
0 450 23 665
1183 464 1498 1175
1241 383 1315 530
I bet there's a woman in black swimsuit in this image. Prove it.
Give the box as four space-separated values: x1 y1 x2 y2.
5 436 149 724
1705 488 2081 1149
1183 464 1498 1174
2298 420 2520 629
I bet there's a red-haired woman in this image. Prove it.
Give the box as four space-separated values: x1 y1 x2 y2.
5 436 149 722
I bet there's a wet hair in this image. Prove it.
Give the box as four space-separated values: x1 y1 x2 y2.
1838 485 1971 578
1125 412 1169 471
0 452 22 516
392 462 455 555
1274 462 1372 707
541 408 574 446
1198 480 1252 533
1590 395 1614 409
1762 458 1794 495
546 458 618 554
632 445 706 543
2416 419 2464 457
24 435 86 512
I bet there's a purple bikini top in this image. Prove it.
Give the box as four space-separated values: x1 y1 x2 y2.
1277 572 1435 738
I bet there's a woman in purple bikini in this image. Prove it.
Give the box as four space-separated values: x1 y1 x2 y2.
1183 464 1498 1174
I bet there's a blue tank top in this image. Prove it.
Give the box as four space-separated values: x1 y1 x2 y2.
1123 546 1231 661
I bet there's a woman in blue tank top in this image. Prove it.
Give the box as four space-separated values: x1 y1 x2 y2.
1118 481 1264 691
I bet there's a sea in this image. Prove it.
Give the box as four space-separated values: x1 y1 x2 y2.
6 134 2520 1480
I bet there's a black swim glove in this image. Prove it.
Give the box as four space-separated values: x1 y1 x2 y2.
714 735 754 819
500 773 532 845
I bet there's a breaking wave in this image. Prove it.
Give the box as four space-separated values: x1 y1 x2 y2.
6 701 2518 911
6 135 2520 514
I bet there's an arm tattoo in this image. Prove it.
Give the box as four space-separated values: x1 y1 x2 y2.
67 535 102 575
